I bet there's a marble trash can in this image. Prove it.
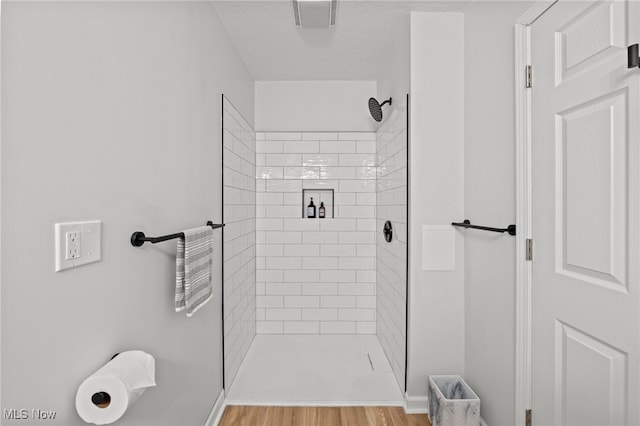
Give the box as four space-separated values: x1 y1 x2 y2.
428 375 480 426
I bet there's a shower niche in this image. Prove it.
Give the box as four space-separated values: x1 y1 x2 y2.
302 189 334 218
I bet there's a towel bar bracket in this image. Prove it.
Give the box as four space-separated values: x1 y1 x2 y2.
131 232 146 247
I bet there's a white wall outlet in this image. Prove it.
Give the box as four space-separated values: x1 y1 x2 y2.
55 220 102 272
65 231 81 260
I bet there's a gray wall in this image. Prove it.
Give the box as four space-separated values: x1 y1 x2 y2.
407 12 465 401
463 2 533 425
1 2 253 425
254 81 377 132
376 19 410 104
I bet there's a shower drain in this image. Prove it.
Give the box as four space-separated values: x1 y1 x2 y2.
366 352 374 371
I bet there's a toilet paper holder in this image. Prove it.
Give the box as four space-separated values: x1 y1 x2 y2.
91 392 111 408
90 353 120 409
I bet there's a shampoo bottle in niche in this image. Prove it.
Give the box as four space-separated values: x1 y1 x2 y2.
307 197 316 218
319 202 326 218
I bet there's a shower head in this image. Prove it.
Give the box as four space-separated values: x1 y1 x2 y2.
368 97 392 122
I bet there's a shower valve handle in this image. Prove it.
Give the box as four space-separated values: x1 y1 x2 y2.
383 220 393 243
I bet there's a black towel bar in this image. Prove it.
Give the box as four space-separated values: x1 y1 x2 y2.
451 219 516 236
131 221 224 247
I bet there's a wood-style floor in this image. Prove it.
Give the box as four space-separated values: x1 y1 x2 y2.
218 406 432 426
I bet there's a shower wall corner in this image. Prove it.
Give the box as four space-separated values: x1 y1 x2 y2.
222 95 257 390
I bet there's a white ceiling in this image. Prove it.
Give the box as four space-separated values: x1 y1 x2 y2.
213 1 474 81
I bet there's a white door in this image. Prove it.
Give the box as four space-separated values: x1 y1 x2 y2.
531 1 640 425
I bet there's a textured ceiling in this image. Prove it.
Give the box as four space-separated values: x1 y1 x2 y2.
213 1 474 80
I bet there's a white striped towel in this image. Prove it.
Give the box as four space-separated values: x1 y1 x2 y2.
175 226 214 317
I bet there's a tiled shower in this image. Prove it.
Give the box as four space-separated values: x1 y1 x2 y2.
255 131 378 336
375 96 408 391
222 96 257 387
222 95 408 393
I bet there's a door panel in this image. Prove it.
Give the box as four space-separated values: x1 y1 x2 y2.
557 88 628 290
531 1 639 425
556 0 627 84
555 320 627 426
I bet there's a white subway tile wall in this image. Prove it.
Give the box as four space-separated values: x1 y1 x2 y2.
222 97 256 387
376 98 408 391
256 132 376 335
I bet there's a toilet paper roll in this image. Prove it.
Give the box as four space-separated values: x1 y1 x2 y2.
75 350 156 425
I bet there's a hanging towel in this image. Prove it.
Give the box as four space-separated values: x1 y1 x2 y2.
175 226 214 317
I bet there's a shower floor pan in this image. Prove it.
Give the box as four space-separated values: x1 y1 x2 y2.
225 335 403 405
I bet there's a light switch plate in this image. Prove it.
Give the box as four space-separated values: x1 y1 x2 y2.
55 220 102 272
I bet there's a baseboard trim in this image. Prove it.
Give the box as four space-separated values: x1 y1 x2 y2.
402 393 488 425
403 392 429 414
223 399 405 407
204 389 225 426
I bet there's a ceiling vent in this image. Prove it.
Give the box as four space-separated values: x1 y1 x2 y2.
293 0 337 28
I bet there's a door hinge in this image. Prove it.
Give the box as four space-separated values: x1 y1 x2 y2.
525 409 532 426
526 238 533 261
526 65 533 88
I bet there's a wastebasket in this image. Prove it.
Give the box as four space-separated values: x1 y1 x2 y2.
428 375 480 426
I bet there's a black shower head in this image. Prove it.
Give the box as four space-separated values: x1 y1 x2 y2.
368 97 392 122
